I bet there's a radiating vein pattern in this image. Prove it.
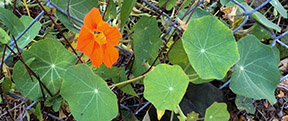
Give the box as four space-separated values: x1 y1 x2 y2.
230 35 280 104
13 39 76 100
182 16 239 79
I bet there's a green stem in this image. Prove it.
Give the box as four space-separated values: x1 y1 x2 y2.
109 74 146 88
177 105 187 119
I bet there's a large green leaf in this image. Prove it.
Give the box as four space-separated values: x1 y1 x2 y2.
159 0 177 10
204 102 230 121
132 16 162 76
168 40 212 84
52 0 98 33
61 64 118 121
13 39 76 100
230 35 280 104
270 0 287 18
182 16 239 79
144 64 189 110
120 0 136 29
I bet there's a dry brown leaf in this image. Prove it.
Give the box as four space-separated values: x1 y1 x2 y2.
279 57 288 73
177 18 187 31
278 90 285 97
282 115 288 121
220 5 239 22
58 108 67 119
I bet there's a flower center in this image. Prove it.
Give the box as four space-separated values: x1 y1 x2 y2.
93 31 107 45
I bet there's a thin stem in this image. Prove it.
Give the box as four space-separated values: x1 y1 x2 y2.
22 0 31 16
183 63 190 72
109 74 146 88
170 111 174 121
67 0 81 30
177 105 187 119
102 0 110 20
0 46 6 76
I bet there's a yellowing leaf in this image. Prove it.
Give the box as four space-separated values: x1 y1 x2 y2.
156 109 165 120
221 5 238 22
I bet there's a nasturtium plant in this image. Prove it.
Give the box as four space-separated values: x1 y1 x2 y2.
13 38 76 100
204 102 230 121
144 64 189 110
2 0 288 120
230 35 280 104
182 15 240 80
61 64 118 121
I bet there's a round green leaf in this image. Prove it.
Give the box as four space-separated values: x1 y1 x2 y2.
144 64 189 110
182 16 240 79
61 64 118 121
13 39 76 100
204 102 230 121
230 35 280 104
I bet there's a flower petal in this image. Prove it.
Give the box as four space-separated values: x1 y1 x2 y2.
77 26 95 56
83 7 103 30
90 44 104 67
103 45 119 68
104 26 121 46
97 22 121 46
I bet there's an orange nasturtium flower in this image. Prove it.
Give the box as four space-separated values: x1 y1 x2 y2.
77 8 121 68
